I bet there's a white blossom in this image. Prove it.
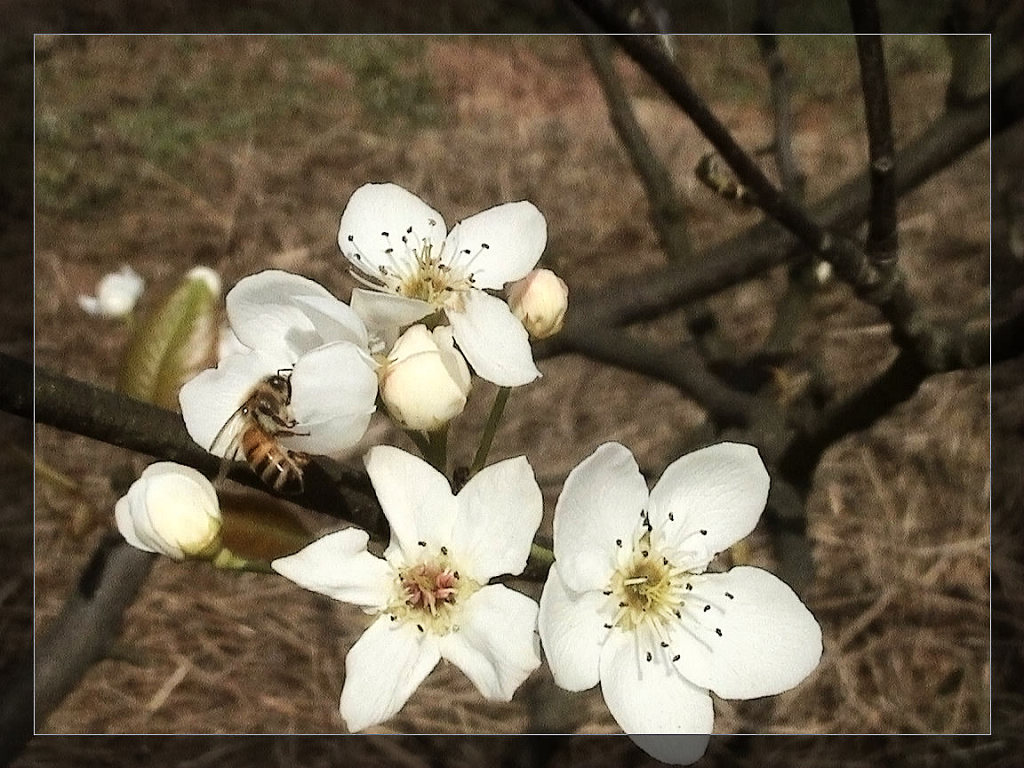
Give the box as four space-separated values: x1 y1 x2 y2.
538 442 822 760
272 446 543 731
115 462 221 560
179 270 378 459
338 183 546 387
78 265 145 318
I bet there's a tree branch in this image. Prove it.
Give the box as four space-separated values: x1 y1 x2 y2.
35 535 156 725
0 353 386 538
579 31 694 263
850 2 900 266
540 89 996 334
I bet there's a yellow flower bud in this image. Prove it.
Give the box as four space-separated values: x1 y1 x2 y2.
379 325 471 432
507 268 568 339
115 463 222 560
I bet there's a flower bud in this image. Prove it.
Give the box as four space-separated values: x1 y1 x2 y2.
78 265 145 318
507 268 568 339
379 325 471 432
115 463 222 560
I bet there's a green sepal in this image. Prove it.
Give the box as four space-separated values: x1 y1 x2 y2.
117 270 219 409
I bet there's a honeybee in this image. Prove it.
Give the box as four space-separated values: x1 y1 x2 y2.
695 152 756 206
209 370 310 495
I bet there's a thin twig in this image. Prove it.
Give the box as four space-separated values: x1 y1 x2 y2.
536 81 995 334
850 2 900 266
578 31 694 263
566 2 1012 372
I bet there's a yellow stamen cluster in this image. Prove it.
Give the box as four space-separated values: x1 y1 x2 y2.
396 242 474 311
607 535 689 635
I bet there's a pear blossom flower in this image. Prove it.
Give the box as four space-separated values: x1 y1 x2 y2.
180 270 378 459
115 462 221 560
78 265 145 317
272 446 543 731
337 183 547 387
506 268 569 339
379 324 471 432
538 442 822 756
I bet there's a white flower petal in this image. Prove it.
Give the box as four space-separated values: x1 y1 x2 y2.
271 528 393 608
648 442 769 562
291 294 369 348
179 350 286 455
339 614 441 732
450 456 542 582
227 270 343 359
364 446 457 563
627 733 711 766
285 342 378 457
437 585 541 701
448 289 540 387
114 485 161 554
552 443 649 593
599 629 714 740
350 288 434 341
338 183 447 278
537 567 610 692
668 566 822 700
444 201 546 290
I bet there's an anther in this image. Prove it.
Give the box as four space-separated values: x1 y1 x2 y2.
602 590 612 596
481 243 490 249
668 512 675 522
381 231 389 237
615 539 622 547
703 605 711 612
715 628 723 637
725 592 734 599
441 546 448 556
417 541 426 547
603 623 613 629
642 550 649 558
685 583 693 591
417 624 424 632
672 654 680 662
700 529 707 536
660 641 669 648
347 234 354 242
646 652 652 662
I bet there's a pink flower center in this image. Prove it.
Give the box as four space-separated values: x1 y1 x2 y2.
401 562 459 617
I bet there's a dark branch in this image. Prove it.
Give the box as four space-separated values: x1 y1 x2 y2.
557 325 784 436
0 353 387 538
579 31 694 263
850 4 900 266
533 90 994 338
755 6 804 195
779 308 1021 490
35 535 156 726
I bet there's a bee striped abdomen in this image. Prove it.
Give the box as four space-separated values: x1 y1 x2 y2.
242 427 305 494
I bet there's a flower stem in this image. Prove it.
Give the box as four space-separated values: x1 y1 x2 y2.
470 386 510 476
421 425 449 475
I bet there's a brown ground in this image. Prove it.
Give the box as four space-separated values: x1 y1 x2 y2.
25 33 1001 763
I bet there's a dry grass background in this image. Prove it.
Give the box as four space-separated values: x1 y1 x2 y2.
25 33 1003 765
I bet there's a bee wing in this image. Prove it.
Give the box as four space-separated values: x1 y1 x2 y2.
207 406 248 460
